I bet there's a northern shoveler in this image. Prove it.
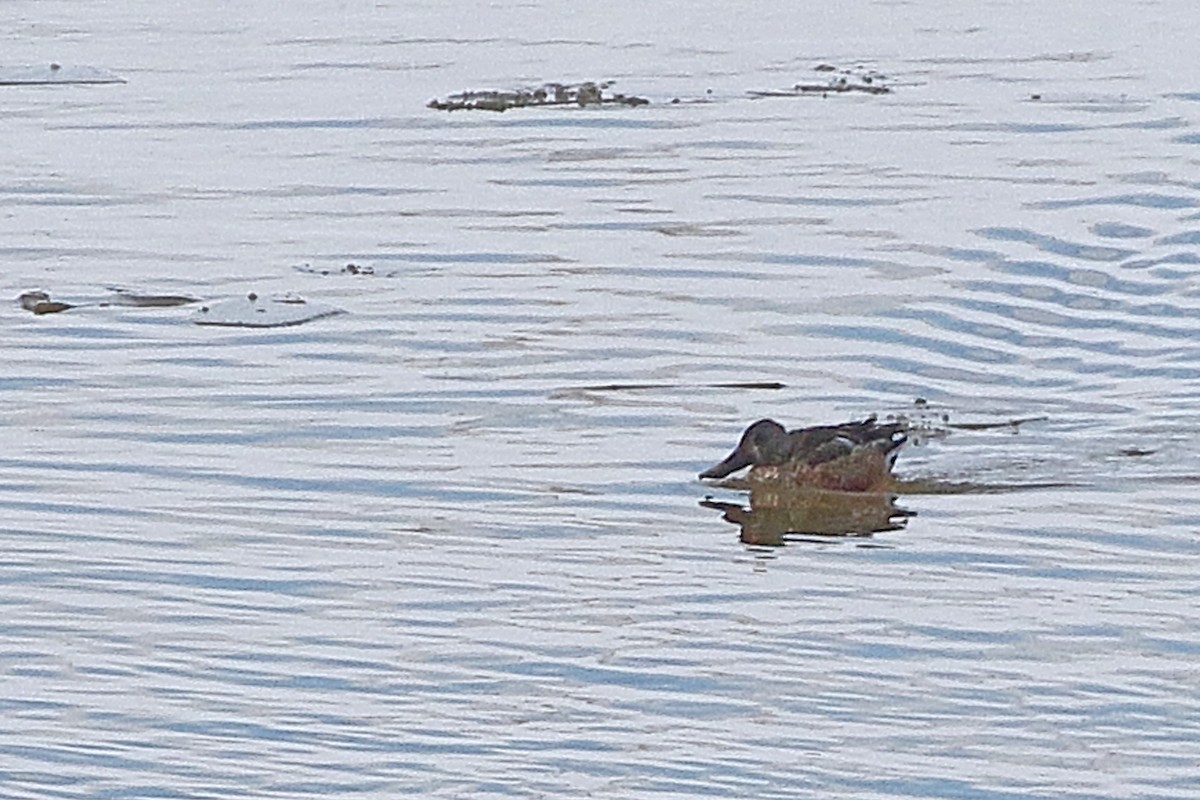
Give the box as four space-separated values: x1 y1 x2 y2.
699 417 907 492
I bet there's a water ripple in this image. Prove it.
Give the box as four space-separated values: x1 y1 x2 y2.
4 2 1200 798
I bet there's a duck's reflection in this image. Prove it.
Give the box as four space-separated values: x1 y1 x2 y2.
701 486 913 546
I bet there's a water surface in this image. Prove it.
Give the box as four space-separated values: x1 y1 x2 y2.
3 1 1200 798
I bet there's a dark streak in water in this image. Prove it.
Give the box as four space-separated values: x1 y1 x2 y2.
945 416 1048 431
562 381 785 393
704 476 1082 495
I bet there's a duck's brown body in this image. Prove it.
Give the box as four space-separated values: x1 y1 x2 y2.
700 417 907 492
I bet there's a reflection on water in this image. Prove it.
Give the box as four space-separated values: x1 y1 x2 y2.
4 0 1200 797
701 488 912 545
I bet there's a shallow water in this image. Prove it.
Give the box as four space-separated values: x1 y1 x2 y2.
3 1 1200 798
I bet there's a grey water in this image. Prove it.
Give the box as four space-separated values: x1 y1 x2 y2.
2 1 1200 797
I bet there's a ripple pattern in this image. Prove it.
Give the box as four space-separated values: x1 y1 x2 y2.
3 1 1200 798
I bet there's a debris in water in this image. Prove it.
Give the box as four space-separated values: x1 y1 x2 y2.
17 291 73 315
192 292 344 328
295 262 381 277
17 288 197 315
429 81 650 112
748 64 892 98
0 64 126 85
105 288 198 307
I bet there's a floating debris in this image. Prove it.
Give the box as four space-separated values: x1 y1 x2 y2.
294 262 385 277
668 88 716 105
104 288 199 307
18 291 73 315
654 223 741 238
748 64 891 98
16 288 196 315
18 286 337 328
192 292 344 328
0 64 126 85
428 81 650 112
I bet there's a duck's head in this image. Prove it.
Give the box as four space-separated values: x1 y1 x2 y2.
699 419 791 479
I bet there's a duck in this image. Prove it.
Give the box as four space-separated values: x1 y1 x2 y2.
699 416 907 492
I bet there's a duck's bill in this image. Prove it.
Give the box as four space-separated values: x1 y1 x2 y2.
699 449 753 480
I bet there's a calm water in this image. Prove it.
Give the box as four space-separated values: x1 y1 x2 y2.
3 1 1200 797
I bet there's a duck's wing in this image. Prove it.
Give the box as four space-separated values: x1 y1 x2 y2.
794 419 907 466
